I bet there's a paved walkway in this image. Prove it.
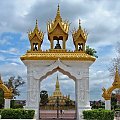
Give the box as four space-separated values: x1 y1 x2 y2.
40 110 76 120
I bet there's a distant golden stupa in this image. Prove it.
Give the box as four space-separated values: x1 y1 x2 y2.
47 75 72 106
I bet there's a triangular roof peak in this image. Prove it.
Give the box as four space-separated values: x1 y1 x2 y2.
72 19 88 42
47 5 69 34
28 19 44 42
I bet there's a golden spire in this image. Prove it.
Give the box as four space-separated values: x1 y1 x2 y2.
55 4 62 21
57 4 60 15
112 66 120 86
79 19 81 29
35 19 38 30
53 73 62 97
56 74 60 90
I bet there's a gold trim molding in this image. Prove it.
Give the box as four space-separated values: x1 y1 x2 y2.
20 50 96 61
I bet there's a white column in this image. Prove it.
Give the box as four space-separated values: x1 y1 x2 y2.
4 99 10 108
25 70 40 120
105 100 111 110
76 77 91 120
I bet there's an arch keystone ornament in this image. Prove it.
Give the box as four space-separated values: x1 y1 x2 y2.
0 75 13 108
102 67 120 110
20 5 96 120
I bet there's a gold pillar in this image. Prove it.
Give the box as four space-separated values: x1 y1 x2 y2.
51 40 54 49
76 43 78 51
63 38 66 49
31 42 34 51
38 43 40 51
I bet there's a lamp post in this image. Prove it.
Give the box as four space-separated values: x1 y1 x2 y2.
56 97 59 118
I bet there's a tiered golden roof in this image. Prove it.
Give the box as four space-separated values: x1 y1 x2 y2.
102 67 120 100
20 5 96 62
72 19 88 43
47 4 69 35
28 20 44 42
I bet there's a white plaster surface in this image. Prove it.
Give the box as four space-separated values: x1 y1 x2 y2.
105 100 111 110
22 60 94 120
4 99 10 108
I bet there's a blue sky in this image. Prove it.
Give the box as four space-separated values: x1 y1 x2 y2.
0 0 120 101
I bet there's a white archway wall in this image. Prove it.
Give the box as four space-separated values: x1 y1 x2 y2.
24 60 93 120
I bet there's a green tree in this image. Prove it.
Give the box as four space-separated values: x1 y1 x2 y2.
40 90 48 105
86 45 98 58
4 76 25 99
109 42 120 76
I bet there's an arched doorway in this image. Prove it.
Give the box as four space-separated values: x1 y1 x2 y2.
39 71 76 119
21 59 94 120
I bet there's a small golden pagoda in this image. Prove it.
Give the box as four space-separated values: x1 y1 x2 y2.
72 19 88 51
28 20 44 51
47 75 71 106
47 4 69 50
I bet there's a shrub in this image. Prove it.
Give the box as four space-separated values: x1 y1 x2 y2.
1 109 35 119
83 109 114 120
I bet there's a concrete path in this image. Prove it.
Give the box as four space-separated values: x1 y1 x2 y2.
40 110 76 120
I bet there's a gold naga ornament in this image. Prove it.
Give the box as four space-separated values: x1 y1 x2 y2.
102 67 120 100
0 75 13 99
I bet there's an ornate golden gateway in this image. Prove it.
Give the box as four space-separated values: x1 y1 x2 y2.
20 5 96 62
0 75 13 99
102 67 120 100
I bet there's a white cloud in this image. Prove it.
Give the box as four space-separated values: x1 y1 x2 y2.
0 0 120 101
0 48 19 55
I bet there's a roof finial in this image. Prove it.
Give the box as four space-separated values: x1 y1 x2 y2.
56 73 60 90
57 73 58 80
79 19 81 29
35 19 38 28
55 4 61 20
57 4 60 14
